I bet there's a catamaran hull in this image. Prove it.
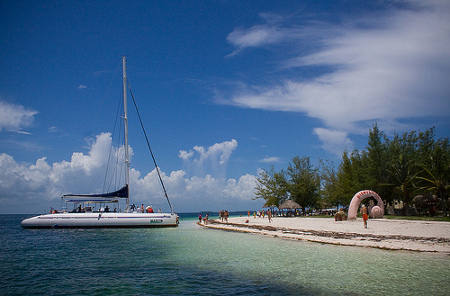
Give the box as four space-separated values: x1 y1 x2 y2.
21 213 179 228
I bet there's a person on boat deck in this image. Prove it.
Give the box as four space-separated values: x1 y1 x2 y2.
141 204 144 213
147 206 154 213
105 205 109 212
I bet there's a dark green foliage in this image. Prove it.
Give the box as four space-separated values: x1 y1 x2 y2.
255 125 449 216
287 156 321 213
254 166 288 207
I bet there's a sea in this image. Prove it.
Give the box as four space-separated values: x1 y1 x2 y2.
1 213 449 296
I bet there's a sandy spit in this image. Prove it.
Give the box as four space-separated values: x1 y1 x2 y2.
198 216 450 253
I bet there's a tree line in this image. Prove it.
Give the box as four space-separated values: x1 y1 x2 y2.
255 124 449 216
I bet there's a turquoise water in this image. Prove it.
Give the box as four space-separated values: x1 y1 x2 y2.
1 214 449 295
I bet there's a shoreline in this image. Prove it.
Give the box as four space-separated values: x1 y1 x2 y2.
198 216 450 253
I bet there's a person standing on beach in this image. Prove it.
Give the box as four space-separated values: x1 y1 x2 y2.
361 205 368 228
268 209 272 223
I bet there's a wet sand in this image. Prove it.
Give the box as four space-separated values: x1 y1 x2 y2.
198 216 450 253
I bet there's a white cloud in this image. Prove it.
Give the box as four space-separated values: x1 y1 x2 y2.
314 128 353 156
178 149 194 160
259 156 282 163
0 134 261 213
227 24 290 56
179 139 238 178
223 174 257 200
48 126 59 133
226 12 324 57
226 1 450 137
0 100 38 133
0 154 52 198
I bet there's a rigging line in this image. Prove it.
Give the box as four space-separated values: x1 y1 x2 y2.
127 81 174 213
114 98 125 190
103 96 123 193
96 60 122 115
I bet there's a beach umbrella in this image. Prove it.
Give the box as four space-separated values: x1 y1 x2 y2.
278 200 301 209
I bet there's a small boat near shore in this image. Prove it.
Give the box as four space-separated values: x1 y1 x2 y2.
22 57 178 228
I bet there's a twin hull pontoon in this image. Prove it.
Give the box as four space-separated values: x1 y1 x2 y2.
21 212 179 228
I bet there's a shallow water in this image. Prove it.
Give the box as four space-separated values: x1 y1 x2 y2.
1 214 448 295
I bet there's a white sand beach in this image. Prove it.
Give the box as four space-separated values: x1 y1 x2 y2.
199 216 450 253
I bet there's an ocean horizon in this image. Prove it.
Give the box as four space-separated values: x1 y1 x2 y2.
1 214 448 295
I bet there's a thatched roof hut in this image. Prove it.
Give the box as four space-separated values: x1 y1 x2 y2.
278 200 301 210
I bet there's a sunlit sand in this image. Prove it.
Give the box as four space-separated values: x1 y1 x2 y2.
199 216 450 253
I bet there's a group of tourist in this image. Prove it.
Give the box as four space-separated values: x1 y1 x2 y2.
248 210 273 222
219 210 229 222
199 213 210 224
130 204 154 213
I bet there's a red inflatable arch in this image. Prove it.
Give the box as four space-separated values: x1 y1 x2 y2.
348 190 384 220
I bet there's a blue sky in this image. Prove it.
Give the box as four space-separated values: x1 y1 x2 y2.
1 0 449 214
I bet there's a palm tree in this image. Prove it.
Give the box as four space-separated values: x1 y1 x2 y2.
388 154 419 215
417 140 449 216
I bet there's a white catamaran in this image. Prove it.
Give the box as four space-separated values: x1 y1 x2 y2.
22 57 178 228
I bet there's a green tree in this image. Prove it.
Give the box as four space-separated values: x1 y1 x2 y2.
287 156 321 213
320 159 341 207
366 123 390 198
383 131 420 209
254 166 288 207
417 127 436 168
388 153 419 215
333 150 369 205
417 138 450 216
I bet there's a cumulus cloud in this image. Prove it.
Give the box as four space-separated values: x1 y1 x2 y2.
0 134 261 213
225 1 450 146
314 128 354 157
0 100 38 133
179 139 238 178
0 154 52 199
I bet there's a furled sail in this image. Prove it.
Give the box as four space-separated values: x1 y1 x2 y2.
62 185 128 201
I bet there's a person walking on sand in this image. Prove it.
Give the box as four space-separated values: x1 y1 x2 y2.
268 209 272 223
361 205 368 228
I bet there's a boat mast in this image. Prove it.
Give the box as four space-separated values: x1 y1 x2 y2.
122 56 130 212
